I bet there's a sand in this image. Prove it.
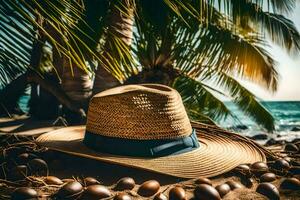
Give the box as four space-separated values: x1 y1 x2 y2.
0 116 299 199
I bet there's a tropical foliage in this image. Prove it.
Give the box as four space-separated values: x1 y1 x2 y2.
0 0 300 131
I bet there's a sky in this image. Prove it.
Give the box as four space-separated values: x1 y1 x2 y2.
241 2 300 101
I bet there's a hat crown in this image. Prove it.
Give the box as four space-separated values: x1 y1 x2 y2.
86 84 192 140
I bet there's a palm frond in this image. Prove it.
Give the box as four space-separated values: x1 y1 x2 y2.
94 0 138 82
186 109 217 125
201 71 275 131
251 0 295 13
173 76 233 122
132 1 281 131
171 21 279 91
161 0 224 25
0 0 102 82
136 0 169 35
134 3 279 91
255 12 300 53
72 0 109 52
219 0 295 15
0 47 28 89
0 2 32 88
228 0 300 53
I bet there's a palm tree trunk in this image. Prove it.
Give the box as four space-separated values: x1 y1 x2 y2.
47 22 93 122
61 58 93 108
20 18 91 120
93 0 135 94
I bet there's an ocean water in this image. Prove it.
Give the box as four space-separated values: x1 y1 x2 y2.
18 87 31 113
220 101 300 141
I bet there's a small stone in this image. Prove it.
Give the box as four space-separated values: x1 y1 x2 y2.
56 181 83 199
45 176 63 185
62 178 75 183
17 153 38 165
27 158 48 176
251 162 268 170
292 138 300 143
84 177 100 186
114 193 132 200
169 186 186 200
260 173 277 183
195 177 212 185
251 134 268 140
236 164 250 171
115 177 135 191
285 144 299 152
11 187 38 200
266 139 285 146
137 180 160 197
234 125 248 130
81 185 111 200
225 180 243 190
153 192 167 200
194 184 221 200
234 164 252 177
240 177 255 188
256 183 280 200
291 127 300 131
215 183 231 197
251 162 269 176
280 178 300 190
273 159 290 171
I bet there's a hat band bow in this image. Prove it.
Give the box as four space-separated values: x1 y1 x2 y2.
83 129 199 158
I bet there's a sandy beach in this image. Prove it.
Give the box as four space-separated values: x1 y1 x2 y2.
0 116 299 200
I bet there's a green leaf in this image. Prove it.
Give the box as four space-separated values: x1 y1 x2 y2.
203 71 275 132
228 0 300 53
173 76 233 121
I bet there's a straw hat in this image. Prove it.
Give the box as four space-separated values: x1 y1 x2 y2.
36 84 266 178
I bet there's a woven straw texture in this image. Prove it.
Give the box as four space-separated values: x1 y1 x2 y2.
36 84 268 178
86 84 192 140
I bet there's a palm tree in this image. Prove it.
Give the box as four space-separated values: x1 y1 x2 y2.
93 0 135 93
93 0 300 131
1 0 299 131
0 0 96 119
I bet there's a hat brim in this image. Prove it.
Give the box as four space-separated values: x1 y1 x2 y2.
36 124 266 178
